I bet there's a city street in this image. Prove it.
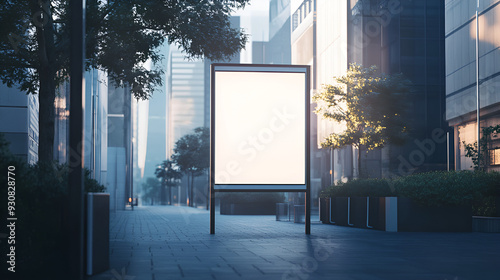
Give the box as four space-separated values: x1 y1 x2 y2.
89 206 500 280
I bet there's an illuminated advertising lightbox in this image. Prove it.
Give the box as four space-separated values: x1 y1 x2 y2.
211 64 310 191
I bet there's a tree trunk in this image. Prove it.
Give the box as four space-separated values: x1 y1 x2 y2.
357 146 362 179
38 74 56 162
190 173 195 207
186 173 191 207
160 180 166 205
168 183 172 205
33 1 57 163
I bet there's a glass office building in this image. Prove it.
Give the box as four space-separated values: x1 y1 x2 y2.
445 0 500 171
293 0 448 184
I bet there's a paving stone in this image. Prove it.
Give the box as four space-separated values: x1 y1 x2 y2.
88 206 500 280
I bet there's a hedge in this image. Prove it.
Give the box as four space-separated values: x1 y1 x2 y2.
320 171 500 212
0 133 106 278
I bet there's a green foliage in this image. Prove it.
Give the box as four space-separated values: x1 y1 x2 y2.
172 127 210 175
155 159 182 204
172 127 210 206
393 171 496 207
218 192 285 205
320 178 393 198
320 171 500 209
141 177 161 205
155 159 182 187
84 168 107 193
0 135 106 277
0 0 249 162
0 0 249 97
463 124 500 170
313 63 411 150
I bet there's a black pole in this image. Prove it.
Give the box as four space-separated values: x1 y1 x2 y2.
305 66 311 235
69 0 85 278
210 65 216 234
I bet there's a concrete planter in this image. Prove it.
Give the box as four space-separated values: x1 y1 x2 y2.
220 201 276 215
321 196 472 232
472 216 500 232
396 197 472 232
320 197 385 230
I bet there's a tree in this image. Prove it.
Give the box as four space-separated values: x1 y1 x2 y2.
313 63 411 178
141 177 161 205
171 127 209 207
463 125 500 171
155 159 182 205
0 0 249 162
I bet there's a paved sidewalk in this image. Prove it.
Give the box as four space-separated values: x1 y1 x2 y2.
89 206 499 280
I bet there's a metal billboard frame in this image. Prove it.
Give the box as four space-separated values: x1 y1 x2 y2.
210 63 311 234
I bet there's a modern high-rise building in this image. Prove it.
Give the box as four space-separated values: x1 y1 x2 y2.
0 84 39 164
166 45 205 158
84 69 108 185
292 0 448 189
107 82 133 211
143 44 170 183
445 0 500 171
349 0 448 177
268 0 292 64
166 44 206 205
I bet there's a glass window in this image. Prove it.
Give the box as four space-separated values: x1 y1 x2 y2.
490 148 500 165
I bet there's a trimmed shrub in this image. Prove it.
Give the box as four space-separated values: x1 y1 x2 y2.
0 133 106 278
394 171 499 207
319 171 500 212
320 178 394 198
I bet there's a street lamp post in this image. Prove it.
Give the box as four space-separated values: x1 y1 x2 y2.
476 0 481 168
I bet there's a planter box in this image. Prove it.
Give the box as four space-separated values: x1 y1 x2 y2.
220 202 275 215
321 197 385 229
276 203 291 221
321 196 472 232
397 197 471 232
472 216 500 232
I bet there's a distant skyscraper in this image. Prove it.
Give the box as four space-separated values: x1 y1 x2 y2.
166 44 205 205
268 0 292 64
204 16 241 128
166 45 205 159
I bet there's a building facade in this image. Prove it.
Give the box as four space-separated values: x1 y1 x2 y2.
445 0 500 171
166 44 206 206
0 84 39 164
349 0 448 177
292 0 448 190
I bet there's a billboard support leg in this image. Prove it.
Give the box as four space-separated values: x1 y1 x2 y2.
305 190 311 234
210 185 215 234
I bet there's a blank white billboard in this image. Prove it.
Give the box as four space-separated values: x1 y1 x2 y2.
212 65 309 190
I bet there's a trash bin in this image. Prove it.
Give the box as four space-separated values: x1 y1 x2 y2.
294 205 305 223
276 203 290 221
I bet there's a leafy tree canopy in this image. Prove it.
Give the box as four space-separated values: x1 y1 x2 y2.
0 0 248 161
155 159 182 186
463 124 500 171
171 126 209 207
313 63 412 151
142 177 161 205
0 0 248 96
172 127 209 175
